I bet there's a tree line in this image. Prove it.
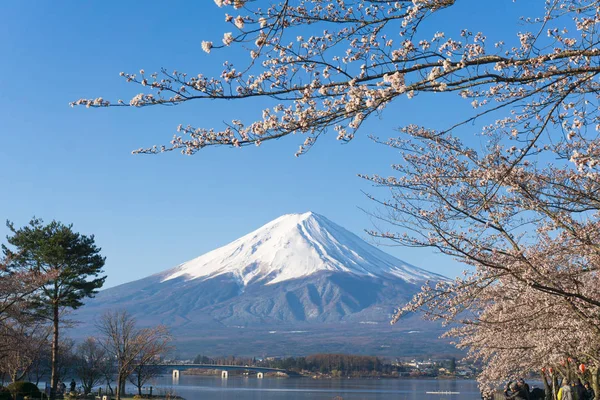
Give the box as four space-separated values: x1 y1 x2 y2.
194 353 388 375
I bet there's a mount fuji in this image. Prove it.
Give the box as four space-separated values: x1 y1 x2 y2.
74 212 454 357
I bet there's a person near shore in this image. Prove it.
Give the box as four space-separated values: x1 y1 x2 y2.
573 381 587 400
558 380 574 400
505 381 516 396
70 379 76 393
517 378 531 400
530 387 546 400
505 382 528 400
583 382 595 400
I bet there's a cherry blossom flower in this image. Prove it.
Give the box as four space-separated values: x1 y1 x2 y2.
222 32 234 46
201 41 213 54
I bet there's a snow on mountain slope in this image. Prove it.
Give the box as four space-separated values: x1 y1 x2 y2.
162 212 443 286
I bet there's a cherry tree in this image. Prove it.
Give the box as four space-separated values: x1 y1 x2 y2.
0 249 55 373
74 0 600 393
360 126 600 393
0 320 50 383
73 0 600 156
430 271 600 395
0 254 52 326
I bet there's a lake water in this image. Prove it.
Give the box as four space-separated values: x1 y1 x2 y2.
135 375 483 400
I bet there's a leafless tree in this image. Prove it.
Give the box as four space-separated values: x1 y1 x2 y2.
97 310 171 400
99 350 116 397
27 346 50 386
128 326 172 396
0 253 55 386
128 337 172 397
0 320 50 383
74 337 108 395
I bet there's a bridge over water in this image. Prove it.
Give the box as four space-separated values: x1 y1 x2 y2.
158 364 298 379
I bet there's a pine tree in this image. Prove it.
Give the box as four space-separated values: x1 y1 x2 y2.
3 218 106 399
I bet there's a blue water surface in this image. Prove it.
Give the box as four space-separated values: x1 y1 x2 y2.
133 375 484 400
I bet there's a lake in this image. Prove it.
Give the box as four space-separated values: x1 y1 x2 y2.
133 375 484 400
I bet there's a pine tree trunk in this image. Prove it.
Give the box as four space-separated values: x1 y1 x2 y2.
50 303 59 400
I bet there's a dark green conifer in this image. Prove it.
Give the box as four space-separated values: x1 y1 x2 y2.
3 218 106 399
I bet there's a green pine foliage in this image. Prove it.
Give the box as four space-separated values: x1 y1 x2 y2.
3 218 106 314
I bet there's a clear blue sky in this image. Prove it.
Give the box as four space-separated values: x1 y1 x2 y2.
0 1 537 288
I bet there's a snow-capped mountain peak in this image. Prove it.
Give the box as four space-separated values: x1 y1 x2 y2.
162 212 442 286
